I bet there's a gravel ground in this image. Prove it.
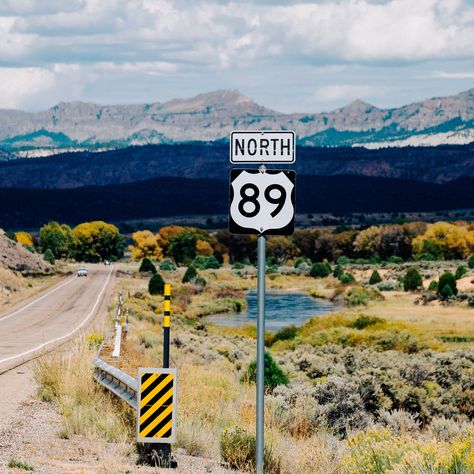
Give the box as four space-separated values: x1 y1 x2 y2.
0 395 234 474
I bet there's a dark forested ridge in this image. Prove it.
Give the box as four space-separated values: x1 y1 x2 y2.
0 143 473 189
2 174 474 229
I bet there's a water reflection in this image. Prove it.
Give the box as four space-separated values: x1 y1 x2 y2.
205 290 337 331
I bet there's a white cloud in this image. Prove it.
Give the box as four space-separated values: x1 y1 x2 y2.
432 70 474 79
0 0 473 110
0 67 56 109
312 84 387 104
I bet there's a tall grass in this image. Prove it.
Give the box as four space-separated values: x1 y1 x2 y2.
34 337 134 442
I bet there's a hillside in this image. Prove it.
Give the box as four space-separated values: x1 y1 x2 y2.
0 88 473 153
0 230 50 273
1 175 474 229
0 143 473 190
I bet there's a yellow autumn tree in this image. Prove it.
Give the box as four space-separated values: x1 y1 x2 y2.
353 226 381 257
15 231 34 247
196 239 213 256
72 221 124 262
412 222 469 259
129 230 163 261
156 225 186 255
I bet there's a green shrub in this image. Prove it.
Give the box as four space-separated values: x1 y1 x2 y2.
369 270 382 285
468 255 474 269
5 231 17 241
182 266 197 283
388 256 404 264
220 426 280 473
337 255 351 265
344 286 383 306
139 332 160 348
440 284 454 300
417 253 436 261
139 257 157 274
339 273 355 285
242 351 289 392
194 276 207 287
148 273 165 295
403 268 422 291
333 264 344 279
232 262 245 270
269 325 298 345
294 257 311 269
428 280 438 291
455 265 467 280
159 258 176 271
377 281 395 291
347 315 383 330
43 248 55 264
192 255 220 270
438 272 457 298
8 459 33 471
310 262 331 278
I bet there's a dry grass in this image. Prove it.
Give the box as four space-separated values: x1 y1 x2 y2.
34 337 134 443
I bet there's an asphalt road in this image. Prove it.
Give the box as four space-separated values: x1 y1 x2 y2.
0 264 114 375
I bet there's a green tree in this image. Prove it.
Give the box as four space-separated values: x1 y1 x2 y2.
333 264 344 279
310 262 331 278
440 284 454 300
369 270 382 285
39 221 74 258
242 351 289 393
148 273 165 295
468 255 474 269
403 268 423 291
455 265 468 280
168 230 198 265
438 272 457 298
182 265 197 283
72 221 124 262
139 257 157 274
43 248 55 264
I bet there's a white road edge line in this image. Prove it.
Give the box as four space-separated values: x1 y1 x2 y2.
0 266 114 365
0 275 76 323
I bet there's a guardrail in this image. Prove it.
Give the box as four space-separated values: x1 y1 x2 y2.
93 357 138 408
93 293 138 408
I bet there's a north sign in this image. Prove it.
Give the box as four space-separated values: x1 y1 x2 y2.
230 130 295 164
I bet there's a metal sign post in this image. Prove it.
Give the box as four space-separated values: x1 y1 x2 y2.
256 234 266 474
228 130 296 474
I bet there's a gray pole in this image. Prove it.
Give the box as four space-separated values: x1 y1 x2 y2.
256 234 266 474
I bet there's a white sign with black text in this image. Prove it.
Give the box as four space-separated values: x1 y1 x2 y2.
230 130 295 164
229 169 295 235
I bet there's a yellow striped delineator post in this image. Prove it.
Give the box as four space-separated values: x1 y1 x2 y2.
163 284 171 368
137 367 177 443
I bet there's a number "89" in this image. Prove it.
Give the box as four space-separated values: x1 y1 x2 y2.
238 183 287 218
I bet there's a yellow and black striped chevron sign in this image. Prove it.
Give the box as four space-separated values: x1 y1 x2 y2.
136 368 177 443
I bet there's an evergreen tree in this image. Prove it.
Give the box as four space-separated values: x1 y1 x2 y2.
403 268 423 291
182 265 197 283
369 270 382 285
139 257 157 274
438 272 457 297
242 351 289 393
148 273 165 295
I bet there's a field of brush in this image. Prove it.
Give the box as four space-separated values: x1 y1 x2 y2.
36 259 474 473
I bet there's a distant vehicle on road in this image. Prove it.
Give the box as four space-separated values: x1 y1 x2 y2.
77 268 88 277
104 260 110 265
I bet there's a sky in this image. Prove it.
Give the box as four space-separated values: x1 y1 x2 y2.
0 0 473 113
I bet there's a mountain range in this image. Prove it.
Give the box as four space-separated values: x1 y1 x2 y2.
0 88 473 155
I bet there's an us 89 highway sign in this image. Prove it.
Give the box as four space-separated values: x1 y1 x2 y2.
229 169 296 235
